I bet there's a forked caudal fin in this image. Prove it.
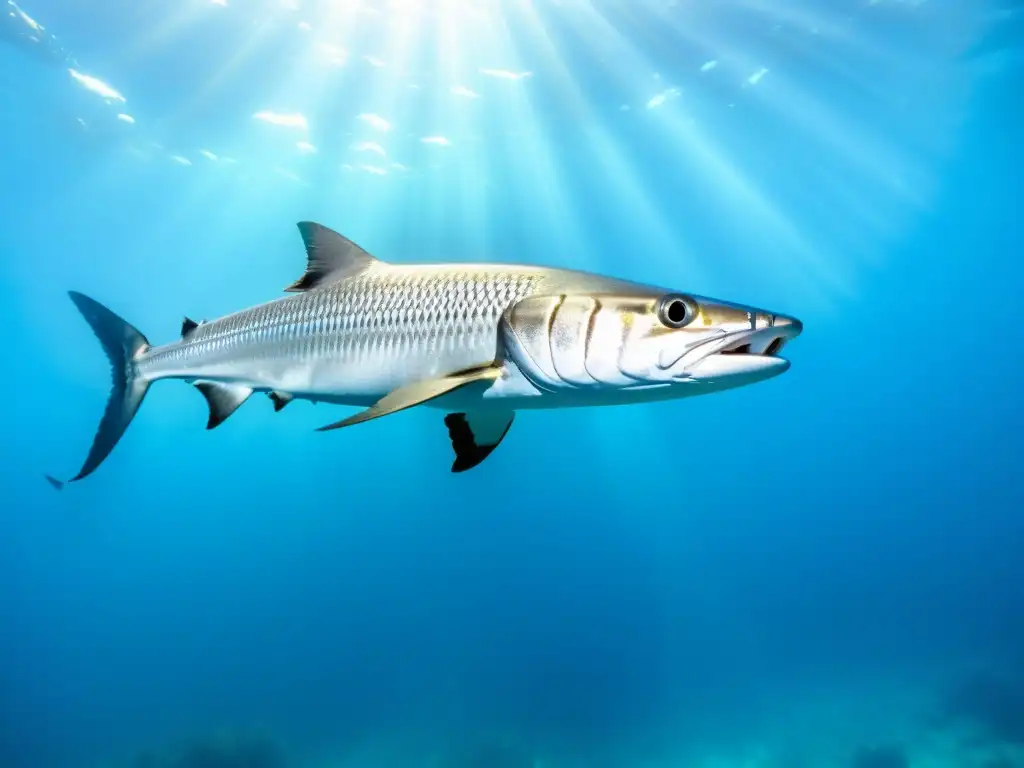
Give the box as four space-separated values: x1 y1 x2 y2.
47 292 151 489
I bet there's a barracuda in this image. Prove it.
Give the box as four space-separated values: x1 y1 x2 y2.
47 221 803 487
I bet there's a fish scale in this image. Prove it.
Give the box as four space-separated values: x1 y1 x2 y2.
136 266 541 399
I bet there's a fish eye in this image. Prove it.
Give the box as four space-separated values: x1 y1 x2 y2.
658 295 692 329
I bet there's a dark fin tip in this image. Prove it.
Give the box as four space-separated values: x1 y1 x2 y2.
195 381 252 430
445 412 506 474
44 475 65 491
284 275 317 293
181 316 200 337
268 392 291 412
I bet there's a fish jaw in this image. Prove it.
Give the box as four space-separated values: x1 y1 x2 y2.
661 314 802 389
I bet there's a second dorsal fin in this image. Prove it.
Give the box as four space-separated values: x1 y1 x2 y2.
284 221 382 293
181 317 200 337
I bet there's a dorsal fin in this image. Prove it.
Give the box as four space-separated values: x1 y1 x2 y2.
181 316 200 337
284 221 381 293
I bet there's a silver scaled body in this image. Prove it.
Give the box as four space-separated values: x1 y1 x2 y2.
50 221 803 485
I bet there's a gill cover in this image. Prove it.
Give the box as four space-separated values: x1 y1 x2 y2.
500 293 698 391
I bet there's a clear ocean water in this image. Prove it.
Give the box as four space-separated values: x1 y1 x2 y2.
2 1 1022 767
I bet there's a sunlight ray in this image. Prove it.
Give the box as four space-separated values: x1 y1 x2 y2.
311 2 429 220
177 13 288 118
515 1 760 287
418 1 493 254
484 1 593 264
106 1 228 70
566 0 982 300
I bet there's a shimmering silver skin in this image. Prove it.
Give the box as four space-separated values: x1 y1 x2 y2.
135 263 545 406
132 260 801 412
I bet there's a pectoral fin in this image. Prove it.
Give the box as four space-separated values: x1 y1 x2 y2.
317 366 501 432
444 410 515 473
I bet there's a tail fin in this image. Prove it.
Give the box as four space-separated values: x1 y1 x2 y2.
51 291 152 487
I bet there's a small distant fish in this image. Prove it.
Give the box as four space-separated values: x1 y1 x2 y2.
48 222 803 486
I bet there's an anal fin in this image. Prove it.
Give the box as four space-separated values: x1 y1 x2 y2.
317 365 501 432
195 381 254 429
444 410 514 473
269 391 293 412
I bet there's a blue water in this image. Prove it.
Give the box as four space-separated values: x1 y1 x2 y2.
2 1 1023 767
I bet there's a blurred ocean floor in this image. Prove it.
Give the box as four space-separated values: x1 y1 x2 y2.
88 665 1024 768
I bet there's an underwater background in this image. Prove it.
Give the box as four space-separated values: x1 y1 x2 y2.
2 1 1023 767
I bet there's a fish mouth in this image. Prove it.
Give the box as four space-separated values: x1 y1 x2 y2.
709 314 802 361
670 316 803 380
718 332 790 359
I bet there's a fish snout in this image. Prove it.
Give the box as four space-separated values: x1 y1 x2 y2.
773 313 803 338
759 313 802 356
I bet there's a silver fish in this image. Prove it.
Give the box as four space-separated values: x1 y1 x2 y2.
48 221 803 486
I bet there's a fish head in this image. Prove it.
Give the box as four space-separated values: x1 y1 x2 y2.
500 289 802 400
